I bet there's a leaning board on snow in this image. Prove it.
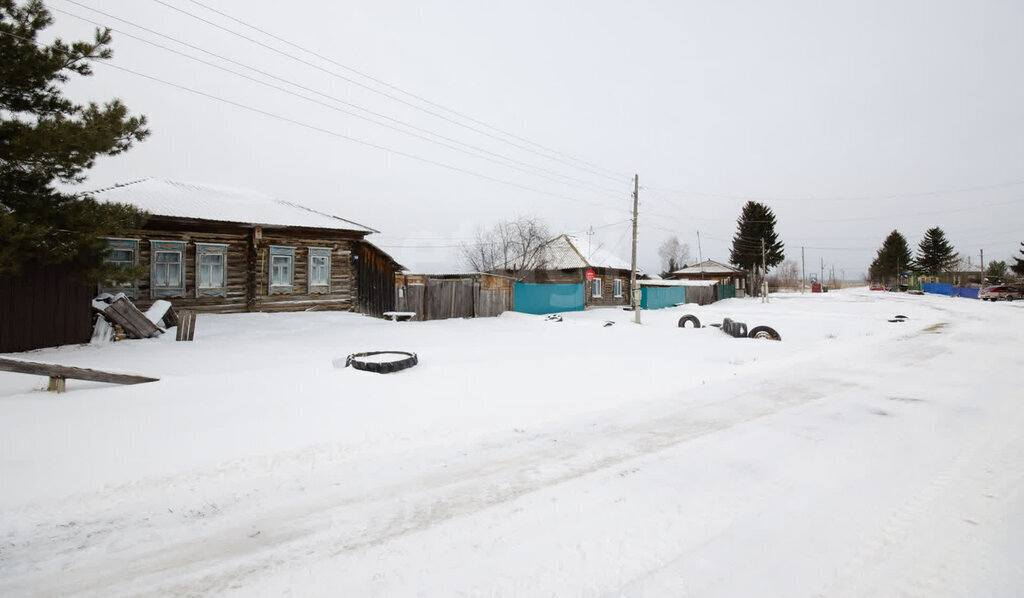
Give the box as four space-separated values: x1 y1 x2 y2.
102 297 162 339
0 357 159 393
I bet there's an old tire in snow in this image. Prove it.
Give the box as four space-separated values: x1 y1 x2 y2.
677 315 701 328
748 326 781 341
345 351 418 374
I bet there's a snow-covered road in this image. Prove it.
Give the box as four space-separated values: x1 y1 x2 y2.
2 289 1022 596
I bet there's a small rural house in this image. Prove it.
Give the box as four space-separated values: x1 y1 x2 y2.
667 259 747 297
495 234 638 308
89 178 402 316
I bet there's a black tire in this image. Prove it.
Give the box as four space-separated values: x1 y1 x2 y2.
748 326 781 341
677 314 701 328
346 351 418 374
893 314 907 320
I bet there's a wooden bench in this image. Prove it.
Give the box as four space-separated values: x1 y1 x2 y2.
0 357 159 393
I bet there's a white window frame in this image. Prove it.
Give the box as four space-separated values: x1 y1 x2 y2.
150 240 186 298
101 238 139 298
614 279 623 298
308 247 331 293
196 243 228 297
269 246 295 294
592 277 602 299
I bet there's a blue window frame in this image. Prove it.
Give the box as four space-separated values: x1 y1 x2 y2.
101 238 139 298
151 240 186 298
308 247 331 293
196 243 228 297
269 246 295 293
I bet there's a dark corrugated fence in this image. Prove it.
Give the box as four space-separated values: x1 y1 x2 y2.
0 264 93 353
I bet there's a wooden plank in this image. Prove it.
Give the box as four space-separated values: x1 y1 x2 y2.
0 357 159 386
176 310 196 341
104 297 162 339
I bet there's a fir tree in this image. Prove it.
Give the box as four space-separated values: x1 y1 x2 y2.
729 201 784 295
1 0 149 281
1012 242 1024 277
914 227 958 275
868 230 912 283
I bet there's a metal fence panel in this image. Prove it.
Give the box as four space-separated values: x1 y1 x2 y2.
514 283 584 315
640 286 687 309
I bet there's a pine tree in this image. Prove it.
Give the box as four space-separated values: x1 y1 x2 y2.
1 0 149 281
1012 242 1024 277
868 230 912 283
729 201 784 295
914 227 958 275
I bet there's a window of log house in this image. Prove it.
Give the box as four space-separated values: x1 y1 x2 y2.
151 240 186 298
308 247 331 293
269 246 295 293
196 243 228 297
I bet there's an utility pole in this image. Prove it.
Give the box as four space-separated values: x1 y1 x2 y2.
820 258 824 289
761 237 768 303
697 230 704 279
630 174 641 324
801 246 805 294
980 249 984 289
586 226 594 261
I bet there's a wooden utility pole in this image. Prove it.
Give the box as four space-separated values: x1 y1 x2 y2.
761 237 768 303
820 258 824 288
697 230 704 279
630 174 641 324
980 249 984 288
801 246 805 293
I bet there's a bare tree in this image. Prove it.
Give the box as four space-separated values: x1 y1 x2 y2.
767 259 800 291
657 236 691 277
458 216 550 279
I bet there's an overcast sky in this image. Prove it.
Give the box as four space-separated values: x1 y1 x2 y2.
45 0 1024 276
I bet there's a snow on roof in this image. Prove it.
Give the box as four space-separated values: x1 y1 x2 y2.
87 178 378 233
671 259 744 275
531 234 634 271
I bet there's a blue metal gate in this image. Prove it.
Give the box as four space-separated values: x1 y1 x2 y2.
514 283 584 314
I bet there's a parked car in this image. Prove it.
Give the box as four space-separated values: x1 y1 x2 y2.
979 285 1023 301
869 283 884 291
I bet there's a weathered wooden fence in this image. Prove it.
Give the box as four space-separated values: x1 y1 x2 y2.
0 264 93 353
394 275 514 321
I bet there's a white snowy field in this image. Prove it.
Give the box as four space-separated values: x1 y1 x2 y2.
1 288 1023 597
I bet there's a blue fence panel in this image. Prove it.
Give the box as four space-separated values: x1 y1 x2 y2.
922 282 953 296
514 283 584 315
717 284 735 301
640 286 687 310
952 287 979 299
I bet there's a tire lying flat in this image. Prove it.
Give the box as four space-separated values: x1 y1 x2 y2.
345 351 419 374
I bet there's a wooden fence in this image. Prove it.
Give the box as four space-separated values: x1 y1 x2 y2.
395 274 513 321
0 264 94 353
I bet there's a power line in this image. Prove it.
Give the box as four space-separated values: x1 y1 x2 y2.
52 3 626 200
181 0 631 183
643 179 1024 203
138 0 629 184
0 28 629 214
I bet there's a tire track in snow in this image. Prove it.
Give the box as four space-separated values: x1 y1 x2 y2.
9 372 848 597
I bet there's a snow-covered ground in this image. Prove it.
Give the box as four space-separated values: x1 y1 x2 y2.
2 289 1023 597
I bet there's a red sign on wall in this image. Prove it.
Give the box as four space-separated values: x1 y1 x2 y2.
585 269 596 281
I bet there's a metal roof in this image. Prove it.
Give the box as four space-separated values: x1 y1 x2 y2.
87 178 378 233
671 259 745 275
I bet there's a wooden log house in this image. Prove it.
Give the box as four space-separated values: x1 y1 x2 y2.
89 179 402 316
494 234 639 308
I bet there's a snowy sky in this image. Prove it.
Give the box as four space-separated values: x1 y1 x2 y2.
43 0 1024 275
